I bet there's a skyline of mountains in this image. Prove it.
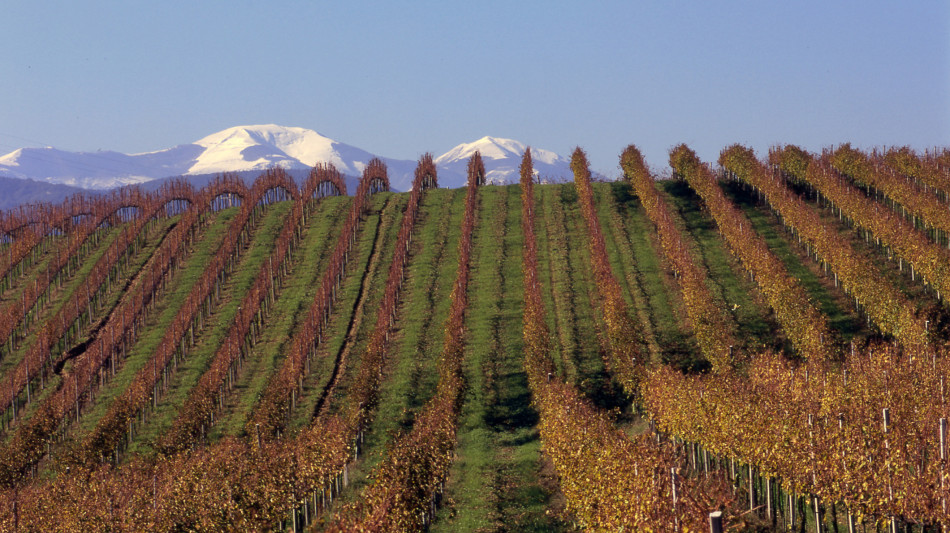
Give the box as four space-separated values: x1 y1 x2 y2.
0 125 574 203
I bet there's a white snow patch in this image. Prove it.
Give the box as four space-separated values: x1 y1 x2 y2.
0 126 571 192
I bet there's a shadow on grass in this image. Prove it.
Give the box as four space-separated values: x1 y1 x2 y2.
722 180 867 342
485 368 538 434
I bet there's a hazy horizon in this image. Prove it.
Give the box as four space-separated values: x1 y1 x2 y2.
1 1 946 178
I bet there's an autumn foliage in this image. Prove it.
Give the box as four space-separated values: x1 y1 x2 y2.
570 147 645 393
523 148 735 530
670 144 834 362
724 145 930 352
772 145 950 308
327 153 480 531
622 145 737 371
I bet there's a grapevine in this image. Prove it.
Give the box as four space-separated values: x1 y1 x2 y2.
622 145 737 371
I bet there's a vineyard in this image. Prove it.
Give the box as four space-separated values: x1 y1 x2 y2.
0 143 947 532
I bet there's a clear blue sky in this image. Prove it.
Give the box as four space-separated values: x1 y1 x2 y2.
1 1 947 177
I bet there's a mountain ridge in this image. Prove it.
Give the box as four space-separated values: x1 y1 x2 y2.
0 125 572 197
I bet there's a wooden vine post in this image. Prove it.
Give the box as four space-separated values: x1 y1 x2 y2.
807 413 823 533
708 510 723 533
882 407 899 533
941 417 947 523
748 463 755 515
671 467 679 532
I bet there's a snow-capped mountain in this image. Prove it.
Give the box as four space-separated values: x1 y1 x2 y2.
434 136 571 187
0 146 192 190
0 125 409 190
189 125 389 178
0 125 570 194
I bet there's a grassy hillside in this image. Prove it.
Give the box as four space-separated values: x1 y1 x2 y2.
0 161 944 531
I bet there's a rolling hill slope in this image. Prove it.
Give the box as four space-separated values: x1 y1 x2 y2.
0 144 945 531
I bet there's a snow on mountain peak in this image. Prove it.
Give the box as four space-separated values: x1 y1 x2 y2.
436 136 520 163
435 136 566 168
0 149 25 167
0 125 572 194
433 136 571 187
194 125 329 159
187 124 335 175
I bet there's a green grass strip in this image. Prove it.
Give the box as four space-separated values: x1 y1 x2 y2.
124 202 292 455
209 195 352 440
433 184 567 533
72 208 240 438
